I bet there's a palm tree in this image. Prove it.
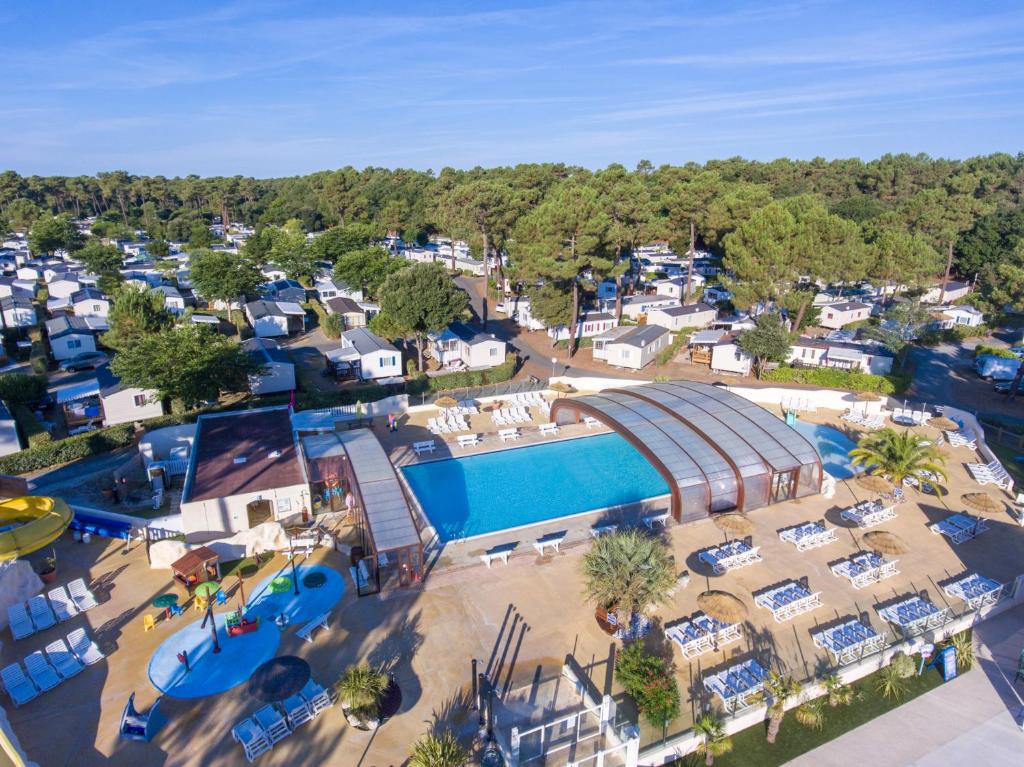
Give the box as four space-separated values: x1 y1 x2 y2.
849 428 948 485
794 698 825 730
823 674 856 707
875 664 908 701
408 730 469 767
693 714 733 766
761 672 801 744
580 529 675 623
335 664 388 721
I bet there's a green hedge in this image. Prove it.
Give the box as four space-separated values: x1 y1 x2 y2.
974 343 1016 359
0 424 136 475
11 403 51 447
0 373 48 404
763 366 909 394
408 353 518 393
657 331 690 366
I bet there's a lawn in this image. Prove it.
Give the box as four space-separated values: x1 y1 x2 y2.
220 554 275 580
679 663 952 767
988 442 1024 487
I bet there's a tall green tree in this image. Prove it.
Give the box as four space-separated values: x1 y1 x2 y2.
512 180 612 355
737 312 792 378
267 219 316 282
849 429 948 485
28 215 81 255
434 179 521 328
189 248 262 322
102 287 174 352
665 170 723 303
377 263 468 371
333 247 404 300
309 223 379 263
529 282 574 344
111 325 262 408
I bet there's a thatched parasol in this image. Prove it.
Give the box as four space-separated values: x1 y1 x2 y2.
712 512 754 536
856 474 892 494
697 590 748 623
549 381 576 393
434 396 459 409
862 530 909 555
961 492 1005 515
928 416 959 431
855 391 881 402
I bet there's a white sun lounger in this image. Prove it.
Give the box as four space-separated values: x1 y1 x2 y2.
1 663 38 707
812 619 886 665
929 513 988 544
840 502 896 528
232 717 272 762
457 434 481 448
282 693 313 729
755 582 822 622
44 639 84 679
7 603 35 640
942 573 1004 609
703 658 767 712
67 579 98 612
413 440 436 456
830 552 898 589
590 524 618 538
643 512 670 530
778 522 837 551
299 678 333 716
23 652 61 692
498 428 520 443
538 423 559 437
877 596 948 637
67 628 105 665
253 705 290 744
27 595 56 632
699 540 762 575
47 586 79 623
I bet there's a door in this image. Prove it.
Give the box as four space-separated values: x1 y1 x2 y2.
771 471 795 504
246 499 273 528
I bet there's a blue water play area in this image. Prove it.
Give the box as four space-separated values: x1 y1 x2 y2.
401 432 671 541
790 420 858 479
148 564 344 698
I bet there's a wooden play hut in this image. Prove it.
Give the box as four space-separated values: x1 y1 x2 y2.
171 546 221 591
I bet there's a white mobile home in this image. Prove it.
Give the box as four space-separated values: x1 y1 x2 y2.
428 322 506 370
329 328 402 381
153 285 187 314
45 315 105 361
70 288 110 319
787 337 894 375
0 296 37 329
619 294 680 321
647 302 717 332
245 300 306 337
818 301 872 330
96 364 165 426
601 325 671 370
921 280 971 304
547 312 618 342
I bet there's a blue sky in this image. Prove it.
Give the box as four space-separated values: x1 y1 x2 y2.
2 0 1022 176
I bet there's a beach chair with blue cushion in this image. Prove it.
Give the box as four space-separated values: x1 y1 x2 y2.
67 578 98 612
755 582 822 622
253 705 290 744
47 586 79 623
667 620 715 658
27 595 57 632
67 627 105 665
281 694 313 729
299 678 333 716
232 717 272 762
1 663 38 707
23 651 61 692
44 639 84 679
942 573 1004 610
7 603 35 640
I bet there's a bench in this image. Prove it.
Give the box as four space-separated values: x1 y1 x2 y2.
480 543 516 568
457 434 481 448
538 423 559 437
413 440 436 455
533 533 566 556
498 428 520 443
643 513 670 530
583 416 600 429
296 611 331 643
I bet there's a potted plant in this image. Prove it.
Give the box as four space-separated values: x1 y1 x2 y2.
335 664 388 730
35 549 57 584
581 530 674 639
408 730 469 767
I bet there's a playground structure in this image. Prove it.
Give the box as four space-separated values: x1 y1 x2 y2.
0 496 74 561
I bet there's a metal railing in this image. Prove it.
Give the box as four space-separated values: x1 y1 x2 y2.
409 376 549 407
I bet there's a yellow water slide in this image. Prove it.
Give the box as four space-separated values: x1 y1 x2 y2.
0 496 74 561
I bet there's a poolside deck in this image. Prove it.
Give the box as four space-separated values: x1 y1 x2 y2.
3 410 1022 764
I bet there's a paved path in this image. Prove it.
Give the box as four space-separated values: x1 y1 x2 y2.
786 604 1024 767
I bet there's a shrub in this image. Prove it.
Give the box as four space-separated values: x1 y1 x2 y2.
29 341 48 374
408 353 518 393
615 642 680 728
657 331 690 366
889 652 916 679
876 664 909 701
0 373 48 404
335 664 388 720
11 403 51 447
794 699 825 730
944 632 974 671
322 313 343 339
974 344 1016 359
408 731 468 767
762 365 909 394
0 424 135 475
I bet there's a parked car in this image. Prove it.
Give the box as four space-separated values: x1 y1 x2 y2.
58 351 110 372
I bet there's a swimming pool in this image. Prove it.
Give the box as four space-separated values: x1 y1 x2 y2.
401 433 670 542
790 420 858 479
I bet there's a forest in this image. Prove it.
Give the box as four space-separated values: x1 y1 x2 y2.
2 153 1023 329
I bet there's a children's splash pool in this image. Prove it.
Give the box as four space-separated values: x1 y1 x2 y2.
147 564 344 698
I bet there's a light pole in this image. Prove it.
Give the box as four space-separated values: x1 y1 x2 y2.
289 537 301 596
551 356 557 379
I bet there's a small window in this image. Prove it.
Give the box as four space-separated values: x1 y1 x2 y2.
277 498 291 514
489 347 498 357
68 339 82 349
133 394 147 407
93 304 101 312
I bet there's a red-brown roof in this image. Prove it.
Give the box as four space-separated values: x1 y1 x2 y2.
183 407 306 503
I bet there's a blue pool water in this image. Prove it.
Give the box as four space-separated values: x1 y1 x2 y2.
790 420 858 479
148 564 344 698
402 432 670 542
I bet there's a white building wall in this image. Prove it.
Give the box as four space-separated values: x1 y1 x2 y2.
251 315 289 337
711 343 753 375
101 388 165 426
360 349 402 380
466 339 506 368
180 482 310 541
50 333 97 361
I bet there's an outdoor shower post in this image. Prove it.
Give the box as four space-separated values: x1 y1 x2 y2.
471 659 478 710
